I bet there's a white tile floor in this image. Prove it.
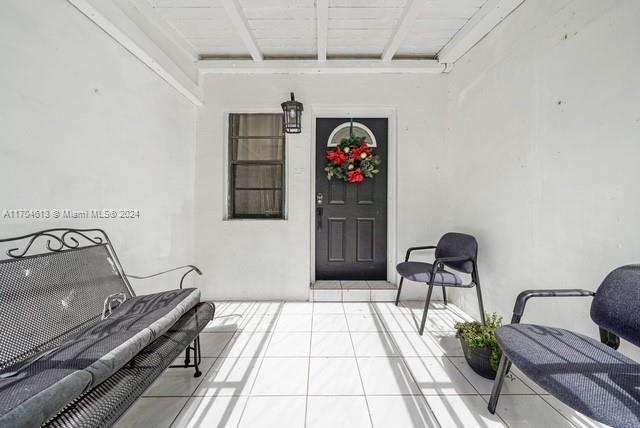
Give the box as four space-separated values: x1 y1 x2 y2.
115 301 606 428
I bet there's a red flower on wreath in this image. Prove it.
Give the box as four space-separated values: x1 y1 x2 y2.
351 144 371 160
327 148 347 165
348 168 364 183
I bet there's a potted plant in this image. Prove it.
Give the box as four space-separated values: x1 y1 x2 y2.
455 313 506 380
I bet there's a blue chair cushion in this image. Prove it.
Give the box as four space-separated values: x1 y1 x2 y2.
396 261 463 285
435 232 477 273
497 324 640 428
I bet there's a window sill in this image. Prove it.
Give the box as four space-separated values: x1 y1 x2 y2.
224 217 287 222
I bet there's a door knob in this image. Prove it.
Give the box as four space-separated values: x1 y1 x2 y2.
316 193 324 205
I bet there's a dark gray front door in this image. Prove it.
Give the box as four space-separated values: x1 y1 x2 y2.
315 118 388 280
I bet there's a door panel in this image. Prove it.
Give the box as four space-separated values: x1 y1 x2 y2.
356 180 374 204
356 218 375 262
328 180 346 205
328 218 346 262
315 118 388 280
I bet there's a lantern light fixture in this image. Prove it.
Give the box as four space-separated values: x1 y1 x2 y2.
281 92 303 134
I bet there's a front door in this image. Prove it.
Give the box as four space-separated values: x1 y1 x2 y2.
315 118 388 280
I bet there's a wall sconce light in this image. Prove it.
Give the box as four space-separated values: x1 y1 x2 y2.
281 92 303 134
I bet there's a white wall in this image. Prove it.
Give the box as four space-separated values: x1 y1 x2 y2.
0 0 198 295
195 74 448 300
445 0 640 355
5 0 638 345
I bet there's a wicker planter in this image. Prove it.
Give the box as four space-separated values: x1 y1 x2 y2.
459 335 498 380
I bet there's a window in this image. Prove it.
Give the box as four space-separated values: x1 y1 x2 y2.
228 113 285 219
327 122 377 147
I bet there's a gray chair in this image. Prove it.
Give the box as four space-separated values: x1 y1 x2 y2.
395 232 485 335
488 265 640 428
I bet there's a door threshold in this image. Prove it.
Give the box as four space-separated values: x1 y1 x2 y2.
310 280 397 302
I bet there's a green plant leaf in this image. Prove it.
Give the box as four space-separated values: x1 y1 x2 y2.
455 313 504 371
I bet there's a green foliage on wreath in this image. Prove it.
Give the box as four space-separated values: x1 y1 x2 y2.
325 132 380 183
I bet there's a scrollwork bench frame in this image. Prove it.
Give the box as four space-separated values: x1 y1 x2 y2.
0 228 215 428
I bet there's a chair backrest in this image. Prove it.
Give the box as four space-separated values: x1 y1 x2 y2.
590 265 640 347
0 229 133 370
435 232 477 274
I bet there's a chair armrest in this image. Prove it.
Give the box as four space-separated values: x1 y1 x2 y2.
433 255 472 266
510 289 595 323
432 255 473 272
126 265 203 289
428 256 474 284
404 246 436 262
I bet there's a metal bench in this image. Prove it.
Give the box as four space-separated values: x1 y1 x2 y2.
0 228 214 427
488 265 640 428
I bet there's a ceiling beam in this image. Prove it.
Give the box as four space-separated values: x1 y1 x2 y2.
199 59 445 75
221 0 263 62
316 0 328 61
381 0 424 62
438 0 525 65
125 0 199 61
66 0 203 106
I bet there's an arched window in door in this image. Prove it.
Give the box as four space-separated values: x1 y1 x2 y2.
327 122 377 147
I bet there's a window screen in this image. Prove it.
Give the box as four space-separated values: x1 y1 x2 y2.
229 113 285 219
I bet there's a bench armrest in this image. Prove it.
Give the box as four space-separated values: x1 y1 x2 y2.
510 289 595 323
126 265 202 289
404 246 436 262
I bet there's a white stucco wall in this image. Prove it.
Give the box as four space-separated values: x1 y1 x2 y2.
195 74 449 300
0 0 198 295
444 0 640 356
3 0 638 354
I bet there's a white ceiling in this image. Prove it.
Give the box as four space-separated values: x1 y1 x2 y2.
145 0 487 59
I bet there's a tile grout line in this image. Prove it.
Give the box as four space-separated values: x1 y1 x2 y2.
441 353 511 427
153 392 506 398
168 301 254 428
429 302 550 427
538 394 583 426
344 301 377 428
304 303 314 428
371 302 443 428
232 301 284 428
411 302 535 427
164 302 340 426
488 357 567 424
166 301 570 428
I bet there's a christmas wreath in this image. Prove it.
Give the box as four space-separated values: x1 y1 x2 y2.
325 126 380 183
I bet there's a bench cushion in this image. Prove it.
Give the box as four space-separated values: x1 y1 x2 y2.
497 324 640 428
396 261 463 285
43 301 214 428
0 288 200 427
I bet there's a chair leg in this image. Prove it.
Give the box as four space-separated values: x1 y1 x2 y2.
475 283 486 324
419 284 434 335
442 286 447 305
395 277 404 306
488 355 511 413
